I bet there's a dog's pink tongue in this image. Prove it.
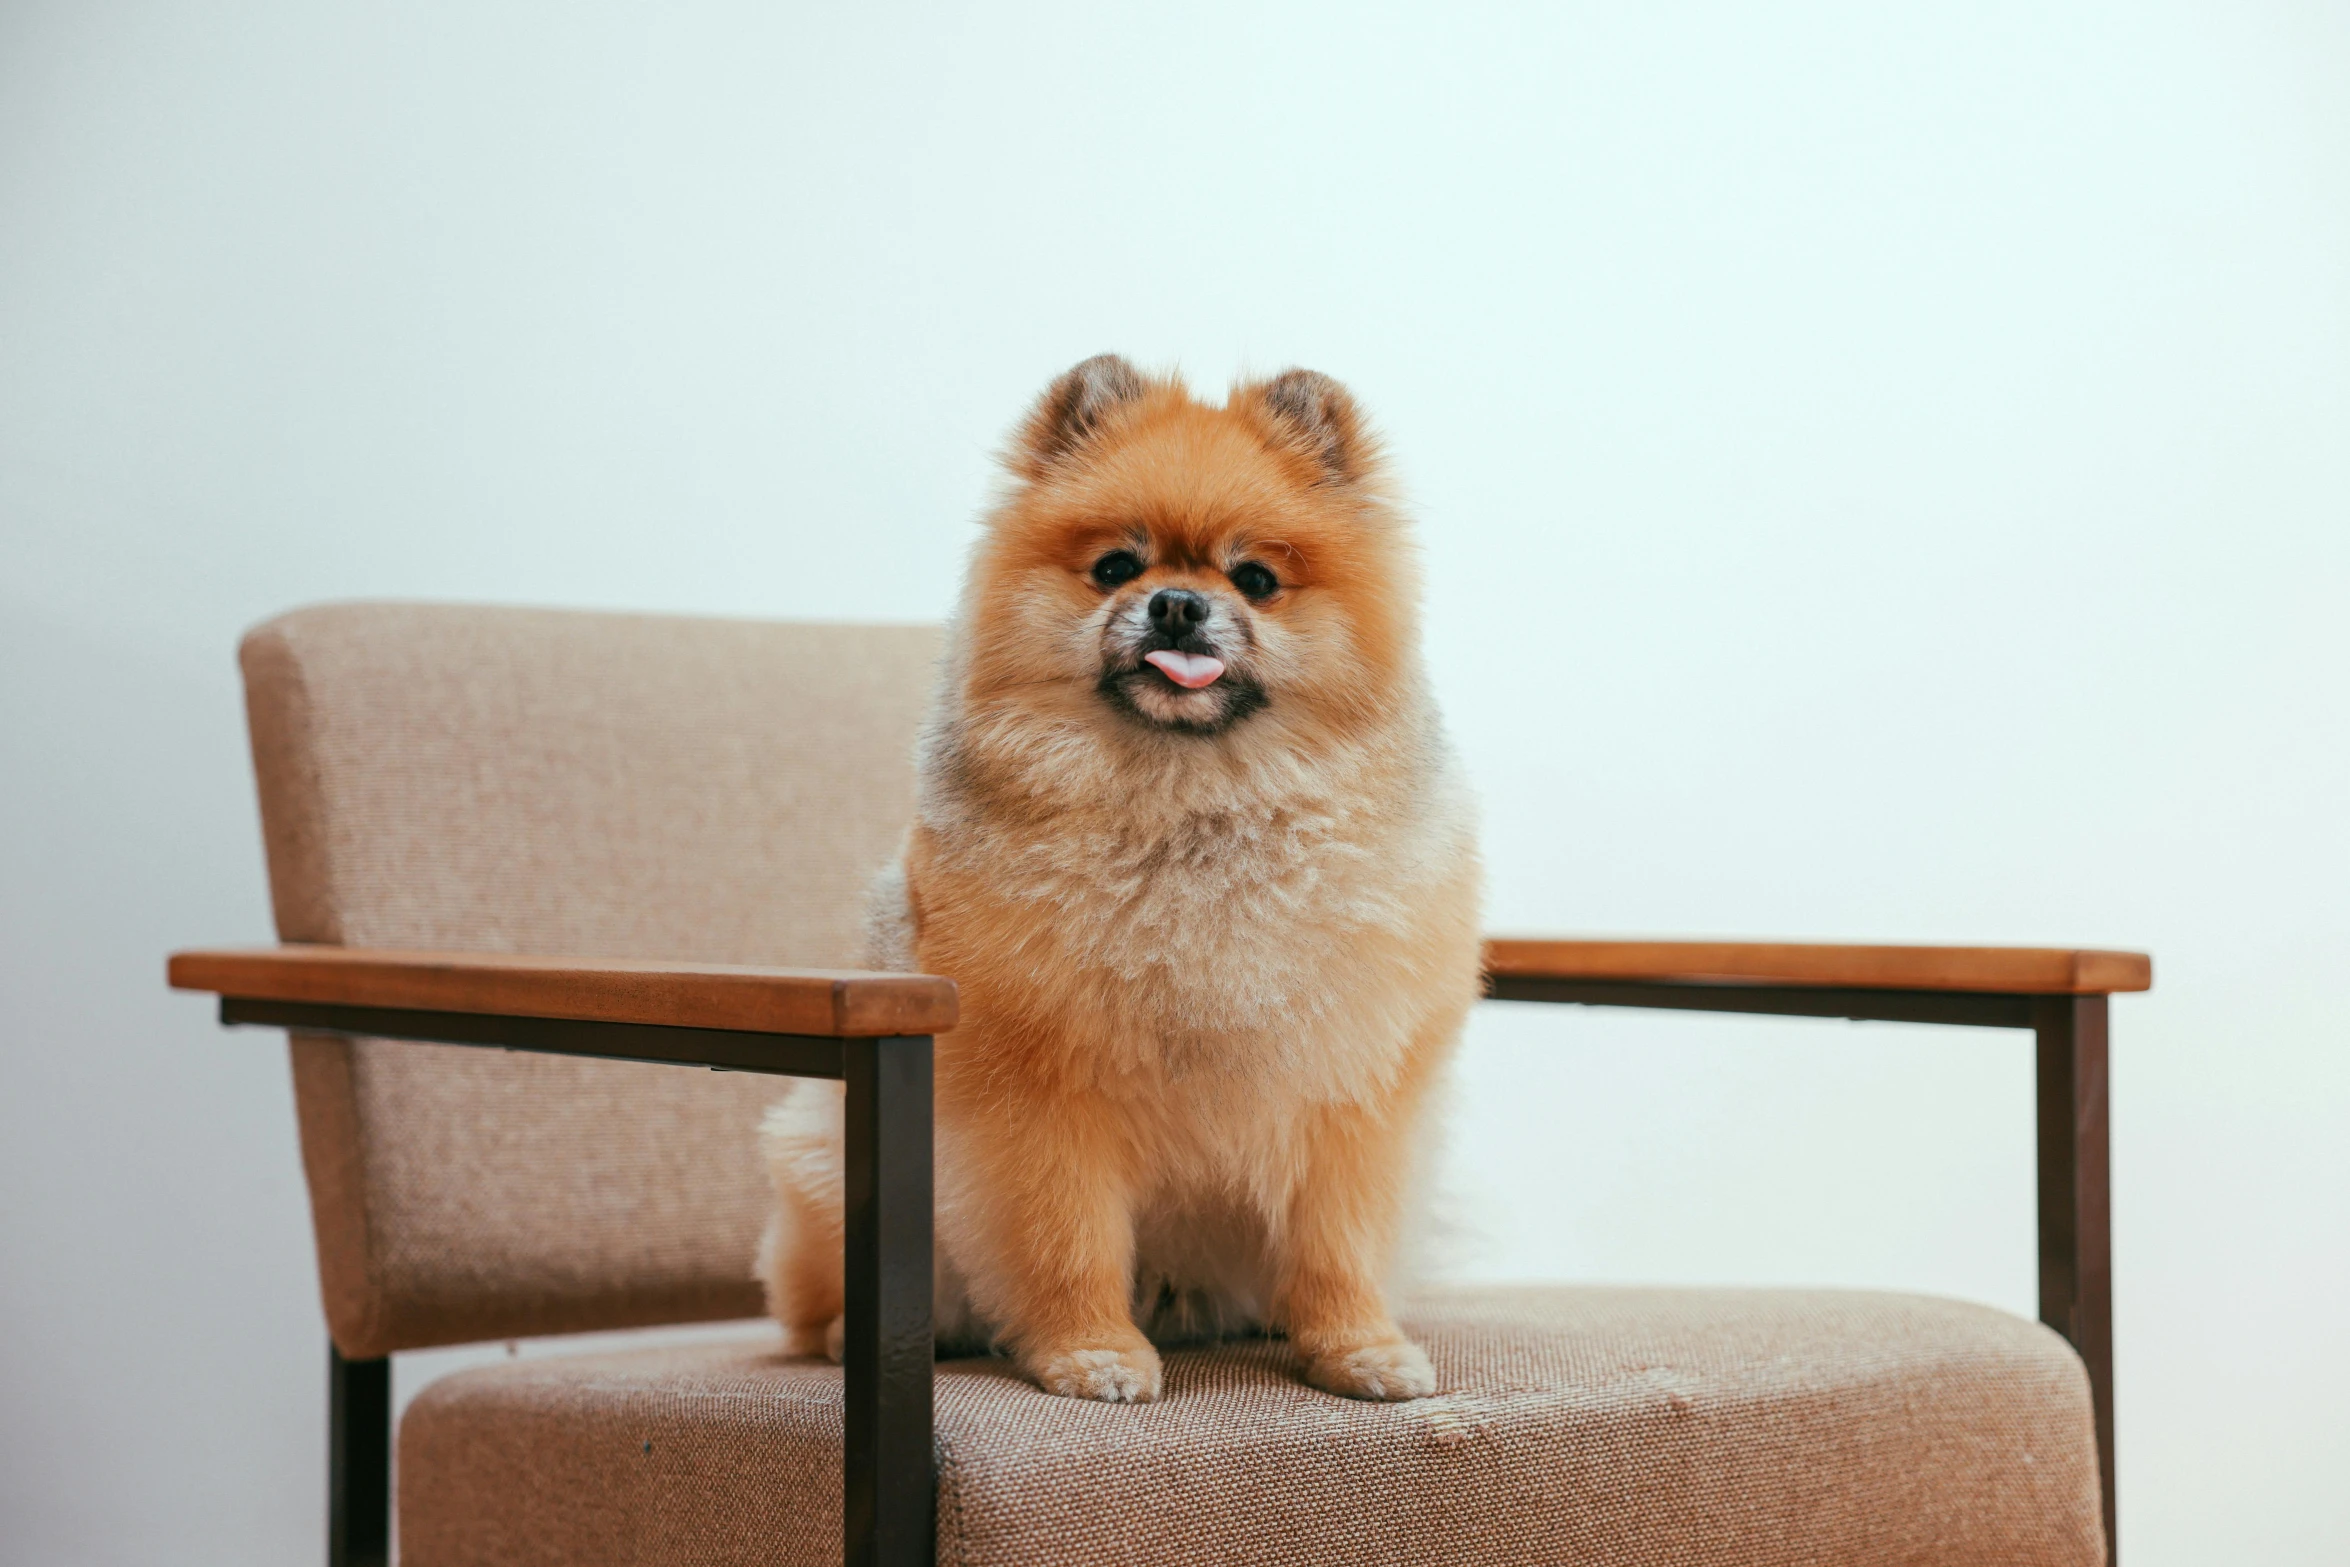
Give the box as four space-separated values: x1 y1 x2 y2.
1143 650 1226 690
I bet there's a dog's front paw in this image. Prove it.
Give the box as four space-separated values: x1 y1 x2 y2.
1304 1338 1437 1401
1024 1341 1163 1403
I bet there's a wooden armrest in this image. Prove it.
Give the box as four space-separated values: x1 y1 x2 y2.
1481 938 2151 996
167 946 959 1037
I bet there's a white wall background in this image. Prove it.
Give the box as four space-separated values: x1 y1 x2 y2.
4 2 2345 1562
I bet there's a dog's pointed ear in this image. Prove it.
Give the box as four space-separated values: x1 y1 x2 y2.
1008 354 1150 481
1242 368 1375 486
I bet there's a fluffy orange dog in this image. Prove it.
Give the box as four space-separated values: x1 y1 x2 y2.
759 356 1482 1402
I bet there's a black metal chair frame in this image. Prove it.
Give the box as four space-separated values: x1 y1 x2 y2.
226 976 2117 1567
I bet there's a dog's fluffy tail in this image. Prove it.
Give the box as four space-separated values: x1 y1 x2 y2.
756 1080 847 1358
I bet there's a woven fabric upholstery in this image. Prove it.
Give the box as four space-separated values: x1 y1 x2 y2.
240 604 941 1357
399 1285 2104 1567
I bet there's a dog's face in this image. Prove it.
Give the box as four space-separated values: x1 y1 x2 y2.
963 357 1415 744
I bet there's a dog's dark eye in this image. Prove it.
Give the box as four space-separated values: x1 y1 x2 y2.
1229 562 1280 600
1091 551 1144 589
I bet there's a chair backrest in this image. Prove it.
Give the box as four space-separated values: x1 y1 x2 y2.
240 603 940 1358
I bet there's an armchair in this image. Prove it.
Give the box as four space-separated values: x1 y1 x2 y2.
170 603 2146 1566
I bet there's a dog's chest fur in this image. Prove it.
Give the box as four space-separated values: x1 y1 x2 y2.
912 715 1471 1093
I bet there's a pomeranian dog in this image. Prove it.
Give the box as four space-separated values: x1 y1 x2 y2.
758 355 1482 1403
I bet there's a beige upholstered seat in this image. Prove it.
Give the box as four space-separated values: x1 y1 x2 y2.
241 603 2105 1566
402 1288 2101 1567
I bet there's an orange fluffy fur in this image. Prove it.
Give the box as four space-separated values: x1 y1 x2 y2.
758 357 1482 1402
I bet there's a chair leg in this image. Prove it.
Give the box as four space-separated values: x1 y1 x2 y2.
842 1035 936 1567
329 1346 391 1567
2035 997 2115 1565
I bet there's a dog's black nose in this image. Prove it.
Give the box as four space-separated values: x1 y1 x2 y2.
1148 589 1209 635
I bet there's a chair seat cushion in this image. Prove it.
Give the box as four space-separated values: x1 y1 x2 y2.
397 1285 2103 1567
